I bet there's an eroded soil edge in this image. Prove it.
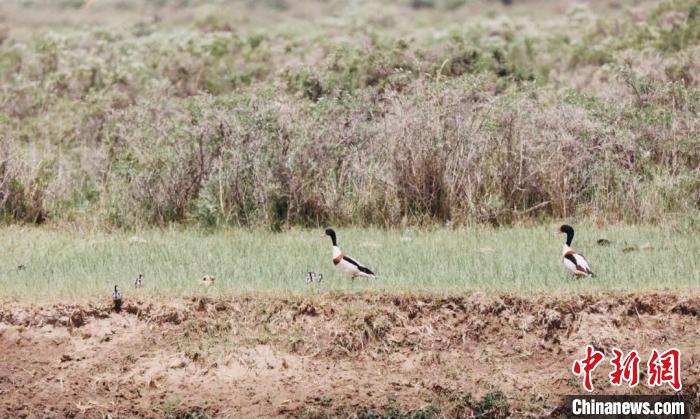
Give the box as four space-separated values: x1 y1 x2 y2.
1 293 698 418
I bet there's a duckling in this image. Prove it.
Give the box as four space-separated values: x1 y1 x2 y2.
200 275 216 286
306 271 323 283
133 274 144 288
112 285 123 312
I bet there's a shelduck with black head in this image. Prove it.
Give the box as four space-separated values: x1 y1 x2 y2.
322 228 376 279
557 224 594 277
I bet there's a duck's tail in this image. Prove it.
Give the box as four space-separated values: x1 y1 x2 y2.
358 266 376 278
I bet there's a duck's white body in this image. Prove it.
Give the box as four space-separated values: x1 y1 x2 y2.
562 244 593 277
332 245 375 279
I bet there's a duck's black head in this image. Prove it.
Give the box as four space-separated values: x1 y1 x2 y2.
324 228 337 246
558 224 574 246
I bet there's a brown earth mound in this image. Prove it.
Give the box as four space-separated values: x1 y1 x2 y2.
1 293 698 418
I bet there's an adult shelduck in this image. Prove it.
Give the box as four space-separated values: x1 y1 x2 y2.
557 225 594 277
323 228 376 279
134 274 144 288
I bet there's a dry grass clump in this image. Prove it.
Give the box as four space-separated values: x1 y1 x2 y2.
0 0 698 228
0 144 47 224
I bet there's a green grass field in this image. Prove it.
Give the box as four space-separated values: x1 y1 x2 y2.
1 224 697 300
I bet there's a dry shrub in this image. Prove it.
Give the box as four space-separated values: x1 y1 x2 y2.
0 0 699 228
103 96 227 226
5 72 697 228
0 144 47 224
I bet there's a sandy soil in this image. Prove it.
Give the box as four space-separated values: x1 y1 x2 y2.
1 293 698 418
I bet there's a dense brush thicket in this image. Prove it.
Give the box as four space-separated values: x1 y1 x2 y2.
0 0 698 228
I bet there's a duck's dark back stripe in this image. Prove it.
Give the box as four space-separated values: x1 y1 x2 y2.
565 253 589 274
564 253 578 265
342 255 359 267
342 256 374 275
359 266 375 276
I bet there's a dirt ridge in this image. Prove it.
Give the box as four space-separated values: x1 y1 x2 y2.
1 293 698 418
2 292 698 327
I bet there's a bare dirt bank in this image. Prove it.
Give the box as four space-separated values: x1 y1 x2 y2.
1 293 698 418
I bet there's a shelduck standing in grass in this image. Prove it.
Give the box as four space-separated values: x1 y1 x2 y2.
557 224 594 277
323 228 376 279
